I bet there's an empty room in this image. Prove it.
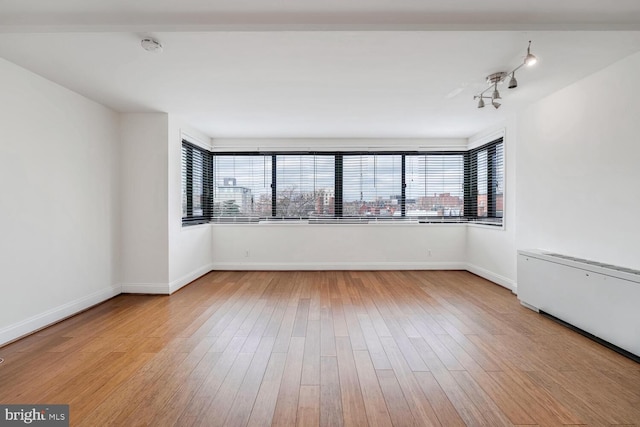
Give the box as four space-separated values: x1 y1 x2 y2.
1 1 639 426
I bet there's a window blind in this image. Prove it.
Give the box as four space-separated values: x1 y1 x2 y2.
183 142 504 225
212 154 272 218
275 155 335 218
342 154 402 217
405 154 464 218
181 142 212 225
466 138 504 223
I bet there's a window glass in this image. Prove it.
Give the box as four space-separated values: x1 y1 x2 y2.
213 155 272 217
405 154 464 217
343 155 402 217
276 155 334 218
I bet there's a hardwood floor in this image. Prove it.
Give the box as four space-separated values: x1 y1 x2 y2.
1 271 639 426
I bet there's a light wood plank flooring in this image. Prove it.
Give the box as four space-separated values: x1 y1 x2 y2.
1 271 639 426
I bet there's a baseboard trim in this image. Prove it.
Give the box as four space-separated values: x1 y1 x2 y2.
520 300 539 312
465 263 516 292
211 261 467 271
121 283 171 295
169 263 214 294
121 264 216 295
0 284 121 347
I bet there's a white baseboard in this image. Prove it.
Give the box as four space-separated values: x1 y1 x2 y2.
121 264 215 295
121 283 171 295
211 261 467 271
465 263 517 292
0 284 121 347
169 263 214 294
520 300 539 312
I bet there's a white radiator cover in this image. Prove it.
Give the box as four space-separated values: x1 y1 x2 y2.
518 249 640 358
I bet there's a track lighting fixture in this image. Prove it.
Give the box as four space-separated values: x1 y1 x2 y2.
473 41 537 110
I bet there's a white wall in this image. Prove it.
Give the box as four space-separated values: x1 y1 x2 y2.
119 113 170 293
212 223 466 269
0 58 120 344
516 52 640 271
168 117 213 292
466 123 518 291
211 138 467 152
119 114 214 294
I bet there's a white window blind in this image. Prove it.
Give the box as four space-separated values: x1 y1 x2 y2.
405 154 464 217
275 155 335 218
342 154 402 217
212 155 272 218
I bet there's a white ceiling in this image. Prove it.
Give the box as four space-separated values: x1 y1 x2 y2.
1 1 640 140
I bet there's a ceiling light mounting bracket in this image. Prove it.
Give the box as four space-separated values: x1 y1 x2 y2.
486 72 508 85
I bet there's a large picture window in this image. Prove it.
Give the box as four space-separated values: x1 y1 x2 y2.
275 155 335 218
342 154 402 217
182 138 504 225
212 155 272 219
405 154 464 218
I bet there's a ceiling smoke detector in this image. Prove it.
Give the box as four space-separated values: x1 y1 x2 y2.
141 38 163 53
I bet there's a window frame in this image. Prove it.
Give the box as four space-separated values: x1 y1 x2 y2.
465 137 504 224
182 141 213 226
182 143 504 226
211 153 274 220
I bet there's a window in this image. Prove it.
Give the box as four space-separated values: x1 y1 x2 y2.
181 141 212 225
405 154 464 218
476 150 488 217
466 138 504 223
275 155 335 218
342 154 402 217
182 140 504 225
212 155 272 218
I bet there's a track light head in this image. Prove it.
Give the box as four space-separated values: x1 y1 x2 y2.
508 73 518 89
525 40 537 66
492 85 501 100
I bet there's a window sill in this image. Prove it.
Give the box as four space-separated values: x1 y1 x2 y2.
467 221 505 230
206 220 468 227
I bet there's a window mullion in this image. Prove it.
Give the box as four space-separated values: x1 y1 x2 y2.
335 154 343 218
401 155 406 217
271 156 277 217
487 144 496 218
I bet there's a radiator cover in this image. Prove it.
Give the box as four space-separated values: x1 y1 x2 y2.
517 249 640 358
